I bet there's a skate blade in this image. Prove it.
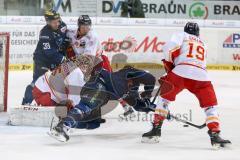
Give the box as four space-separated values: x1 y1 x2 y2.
141 136 160 144
47 131 68 142
212 143 232 150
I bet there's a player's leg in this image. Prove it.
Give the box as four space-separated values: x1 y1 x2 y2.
32 86 56 106
142 72 184 143
22 62 48 105
48 75 109 142
187 80 231 148
141 98 170 143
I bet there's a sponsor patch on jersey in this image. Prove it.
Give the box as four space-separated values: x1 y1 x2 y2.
223 33 240 48
40 35 50 39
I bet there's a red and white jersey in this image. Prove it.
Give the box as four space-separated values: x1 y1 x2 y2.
34 62 85 106
162 32 209 81
66 29 102 56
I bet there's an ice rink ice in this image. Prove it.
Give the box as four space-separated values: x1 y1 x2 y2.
0 70 240 160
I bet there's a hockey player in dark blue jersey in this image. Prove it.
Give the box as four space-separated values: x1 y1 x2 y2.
22 9 69 105
48 64 157 142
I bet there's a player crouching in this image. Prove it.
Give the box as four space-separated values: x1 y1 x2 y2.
141 22 231 148
32 55 89 108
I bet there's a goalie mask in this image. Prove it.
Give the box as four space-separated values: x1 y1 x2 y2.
75 55 94 77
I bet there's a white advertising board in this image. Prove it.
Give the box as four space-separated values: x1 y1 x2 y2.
0 24 239 70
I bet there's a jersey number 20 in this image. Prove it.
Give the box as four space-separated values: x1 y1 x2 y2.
186 43 205 61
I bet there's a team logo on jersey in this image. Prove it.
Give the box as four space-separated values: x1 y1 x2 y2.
223 33 240 48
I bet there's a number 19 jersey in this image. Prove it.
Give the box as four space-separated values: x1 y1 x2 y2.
163 32 209 81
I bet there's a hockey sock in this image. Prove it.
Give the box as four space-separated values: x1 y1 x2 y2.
63 102 92 128
204 106 220 133
154 98 170 126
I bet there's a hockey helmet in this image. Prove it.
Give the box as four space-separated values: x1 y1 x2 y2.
184 22 200 36
44 9 60 21
78 15 92 27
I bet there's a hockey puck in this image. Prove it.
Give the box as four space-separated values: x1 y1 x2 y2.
183 124 189 127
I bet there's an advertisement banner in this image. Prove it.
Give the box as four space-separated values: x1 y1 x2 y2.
0 24 239 70
55 0 98 16
99 0 240 20
1 0 239 20
0 25 40 64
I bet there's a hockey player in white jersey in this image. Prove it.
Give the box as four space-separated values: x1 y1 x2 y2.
66 15 112 72
66 15 134 115
141 22 231 148
67 15 101 57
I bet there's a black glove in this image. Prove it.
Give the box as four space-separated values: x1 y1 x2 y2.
143 98 156 110
133 98 156 113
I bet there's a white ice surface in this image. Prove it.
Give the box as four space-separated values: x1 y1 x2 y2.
0 71 240 160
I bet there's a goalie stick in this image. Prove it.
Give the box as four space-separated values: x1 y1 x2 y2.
151 86 206 129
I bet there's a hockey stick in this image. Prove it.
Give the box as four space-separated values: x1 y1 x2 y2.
151 86 206 129
169 114 206 129
151 86 161 104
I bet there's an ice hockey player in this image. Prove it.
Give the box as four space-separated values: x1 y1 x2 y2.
33 54 106 129
48 65 156 142
141 22 231 148
67 14 132 112
22 9 69 105
66 15 112 72
32 54 90 107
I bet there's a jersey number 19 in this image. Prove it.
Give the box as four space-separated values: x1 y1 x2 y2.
186 43 205 61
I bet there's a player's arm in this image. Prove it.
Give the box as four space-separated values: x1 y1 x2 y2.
84 34 100 56
131 70 156 98
65 29 77 58
161 33 183 73
39 31 65 66
64 68 85 107
128 70 156 112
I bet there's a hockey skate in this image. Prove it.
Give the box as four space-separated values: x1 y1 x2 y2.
141 123 162 143
47 119 70 142
208 130 231 149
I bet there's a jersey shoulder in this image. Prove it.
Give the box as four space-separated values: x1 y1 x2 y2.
170 32 185 45
59 20 67 33
66 29 77 39
39 25 53 40
86 30 98 41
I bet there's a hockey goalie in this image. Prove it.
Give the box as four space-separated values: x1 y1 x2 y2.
141 22 231 148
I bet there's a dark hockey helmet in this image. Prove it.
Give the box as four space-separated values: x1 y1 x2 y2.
184 22 200 36
44 9 60 21
78 15 92 27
